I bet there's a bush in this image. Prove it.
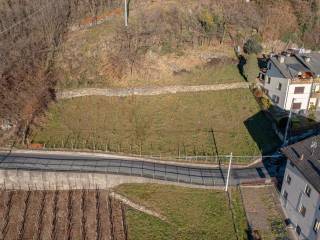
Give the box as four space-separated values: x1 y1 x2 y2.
253 88 263 98
243 38 262 54
243 54 259 82
261 97 272 109
308 104 316 120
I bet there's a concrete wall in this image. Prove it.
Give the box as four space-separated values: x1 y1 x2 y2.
285 84 313 111
264 62 314 111
280 161 320 240
264 62 289 109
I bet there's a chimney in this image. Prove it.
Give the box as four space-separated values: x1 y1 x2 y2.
304 56 311 63
278 55 285 63
300 154 304 161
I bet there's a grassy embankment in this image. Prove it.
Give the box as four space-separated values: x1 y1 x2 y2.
32 88 280 162
116 183 248 240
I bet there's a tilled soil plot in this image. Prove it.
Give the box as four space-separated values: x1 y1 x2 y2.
3 191 28 240
96 191 112 240
0 190 126 240
110 197 127 240
22 191 43 239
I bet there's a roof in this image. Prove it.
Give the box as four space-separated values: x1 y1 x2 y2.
295 52 320 76
282 135 320 193
269 51 320 80
270 55 311 79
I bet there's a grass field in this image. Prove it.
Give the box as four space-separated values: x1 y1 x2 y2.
31 88 280 162
116 184 248 240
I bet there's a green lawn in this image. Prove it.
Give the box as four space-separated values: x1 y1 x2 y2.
31 89 280 162
116 184 248 240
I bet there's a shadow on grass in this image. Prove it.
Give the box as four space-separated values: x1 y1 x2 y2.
244 111 281 155
237 55 247 81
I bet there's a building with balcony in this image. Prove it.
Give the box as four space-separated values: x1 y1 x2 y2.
280 135 320 240
260 50 320 117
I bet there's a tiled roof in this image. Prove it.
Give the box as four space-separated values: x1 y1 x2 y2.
295 53 320 76
282 135 320 193
269 52 320 79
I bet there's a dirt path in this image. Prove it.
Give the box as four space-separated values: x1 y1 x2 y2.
111 192 166 221
57 82 249 99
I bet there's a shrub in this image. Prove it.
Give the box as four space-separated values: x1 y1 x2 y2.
308 104 316 120
253 88 264 98
261 97 272 109
243 54 260 82
243 38 262 54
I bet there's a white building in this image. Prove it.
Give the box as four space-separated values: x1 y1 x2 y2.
260 50 320 115
280 135 320 240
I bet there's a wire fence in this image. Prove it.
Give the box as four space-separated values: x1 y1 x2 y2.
1 142 262 165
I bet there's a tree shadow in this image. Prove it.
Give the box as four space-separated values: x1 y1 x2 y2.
237 55 247 81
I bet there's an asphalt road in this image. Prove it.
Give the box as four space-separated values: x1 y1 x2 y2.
0 152 272 186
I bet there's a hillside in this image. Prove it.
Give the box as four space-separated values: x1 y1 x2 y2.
1 0 320 143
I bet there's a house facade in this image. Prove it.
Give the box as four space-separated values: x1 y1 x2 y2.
280 135 320 240
260 49 320 115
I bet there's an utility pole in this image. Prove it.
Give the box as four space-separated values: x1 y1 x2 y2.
225 152 233 192
124 0 128 27
283 98 294 146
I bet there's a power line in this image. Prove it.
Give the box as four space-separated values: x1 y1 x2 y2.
0 1 53 36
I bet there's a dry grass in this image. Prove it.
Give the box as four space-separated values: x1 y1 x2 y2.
55 4 239 90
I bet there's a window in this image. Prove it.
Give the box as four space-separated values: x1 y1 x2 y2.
272 95 280 104
277 83 282 90
314 219 320 233
292 102 302 110
296 225 301 235
283 190 288 200
305 184 312 197
299 204 306 217
267 77 271 84
294 87 305 94
286 175 291 184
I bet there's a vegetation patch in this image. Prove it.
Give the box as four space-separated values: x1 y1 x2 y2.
31 89 280 162
116 184 248 240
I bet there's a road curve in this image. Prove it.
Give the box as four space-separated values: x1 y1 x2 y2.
0 151 270 187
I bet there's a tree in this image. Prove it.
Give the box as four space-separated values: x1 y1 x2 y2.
243 54 259 82
243 38 262 54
